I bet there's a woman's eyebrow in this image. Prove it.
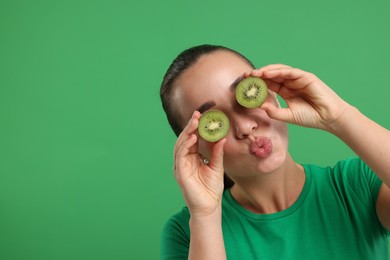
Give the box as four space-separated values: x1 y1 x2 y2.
229 75 244 92
196 76 243 114
197 101 216 114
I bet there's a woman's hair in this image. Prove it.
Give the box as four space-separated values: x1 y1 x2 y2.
160 44 255 189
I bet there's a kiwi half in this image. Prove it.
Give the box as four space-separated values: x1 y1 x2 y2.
198 110 230 142
235 77 268 108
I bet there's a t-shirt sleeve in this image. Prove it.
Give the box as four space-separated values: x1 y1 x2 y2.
345 158 382 209
341 157 388 234
160 208 190 260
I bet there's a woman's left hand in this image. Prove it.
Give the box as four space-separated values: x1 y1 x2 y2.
247 64 351 131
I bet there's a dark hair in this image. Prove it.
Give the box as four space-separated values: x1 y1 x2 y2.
160 44 255 189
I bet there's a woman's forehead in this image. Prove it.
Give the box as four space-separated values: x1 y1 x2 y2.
196 50 252 74
179 51 252 90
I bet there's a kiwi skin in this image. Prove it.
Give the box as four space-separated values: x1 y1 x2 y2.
236 77 268 108
198 110 230 142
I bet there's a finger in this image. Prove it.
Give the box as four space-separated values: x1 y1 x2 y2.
264 80 297 100
263 67 304 79
259 64 292 71
262 67 316 89
182 111 201 133
174 111 200 154
248 64 292 78
175 133 198 158
174 133 199 177
263 79 284 94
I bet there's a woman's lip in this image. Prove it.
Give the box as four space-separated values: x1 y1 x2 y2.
250 137 273 159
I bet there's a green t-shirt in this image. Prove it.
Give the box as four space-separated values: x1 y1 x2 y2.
161 157 389 259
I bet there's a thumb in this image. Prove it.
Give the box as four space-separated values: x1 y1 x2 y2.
261 102 292 123
208 138 226 175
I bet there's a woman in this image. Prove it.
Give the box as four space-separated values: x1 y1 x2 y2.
160 44 390 259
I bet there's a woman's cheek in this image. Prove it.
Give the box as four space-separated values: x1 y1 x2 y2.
222 140 239 160
198 136 234 161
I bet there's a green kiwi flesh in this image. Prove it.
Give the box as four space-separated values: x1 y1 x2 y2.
198 110 230 142
236 77 268 108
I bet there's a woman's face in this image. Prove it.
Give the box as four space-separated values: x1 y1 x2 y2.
173 50 289 178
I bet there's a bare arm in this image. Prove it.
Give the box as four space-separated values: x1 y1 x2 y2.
188 209 226 259
249 65 390 230
173 111 227 260
327 105 390 186
327 105 390 230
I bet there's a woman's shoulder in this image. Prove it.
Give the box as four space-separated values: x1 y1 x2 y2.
162 207 190 238
161 207 191 258
303 157 367 177
304 157 382 205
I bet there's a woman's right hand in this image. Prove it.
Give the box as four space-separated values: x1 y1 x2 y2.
173 111 226 218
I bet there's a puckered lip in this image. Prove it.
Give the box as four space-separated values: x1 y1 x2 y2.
249 136 273 159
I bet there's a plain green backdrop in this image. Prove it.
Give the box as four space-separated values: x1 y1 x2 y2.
1 0 389 259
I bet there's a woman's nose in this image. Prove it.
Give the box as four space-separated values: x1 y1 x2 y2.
233 115 258 139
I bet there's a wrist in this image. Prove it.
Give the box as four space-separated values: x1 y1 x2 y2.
188 206 226 260
189 205 222 225
325 104 359 135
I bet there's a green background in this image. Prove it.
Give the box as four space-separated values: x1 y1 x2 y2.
1 0 389 259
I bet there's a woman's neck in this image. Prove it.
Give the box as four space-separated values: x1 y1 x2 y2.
229 155 306 214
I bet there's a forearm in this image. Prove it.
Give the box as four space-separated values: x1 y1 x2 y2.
188 208 226 260
328 105 390 186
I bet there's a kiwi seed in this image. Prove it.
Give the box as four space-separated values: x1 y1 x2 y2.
198 110 230 142
235 77 268 108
